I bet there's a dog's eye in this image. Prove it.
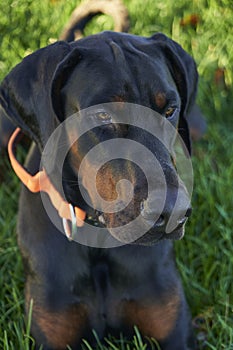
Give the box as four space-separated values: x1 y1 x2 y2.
95 111 112 123
165 107 175 118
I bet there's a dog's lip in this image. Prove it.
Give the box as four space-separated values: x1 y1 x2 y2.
85 210 186 244
164 225 185 240
133 224 185 245
133 233 164 246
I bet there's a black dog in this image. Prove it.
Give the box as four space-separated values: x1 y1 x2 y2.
0 4 198 350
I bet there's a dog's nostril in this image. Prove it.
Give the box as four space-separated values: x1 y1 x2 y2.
155 215 166 227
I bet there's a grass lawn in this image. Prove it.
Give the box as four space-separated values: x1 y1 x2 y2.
0 0 233 349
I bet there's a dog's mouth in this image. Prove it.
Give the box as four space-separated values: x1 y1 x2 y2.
81 205 189 246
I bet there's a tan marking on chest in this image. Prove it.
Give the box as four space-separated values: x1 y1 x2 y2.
121 293 180 341
33 303 88 349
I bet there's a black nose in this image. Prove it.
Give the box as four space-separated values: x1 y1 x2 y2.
154 206 191 229
141 199 192 233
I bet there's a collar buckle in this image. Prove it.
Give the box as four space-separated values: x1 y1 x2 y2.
62 204 77 241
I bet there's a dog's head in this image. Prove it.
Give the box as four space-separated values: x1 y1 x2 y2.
0 32 197 245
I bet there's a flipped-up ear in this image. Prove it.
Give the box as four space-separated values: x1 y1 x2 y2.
51 47 83 122
150 33 198 154
0 41 72 150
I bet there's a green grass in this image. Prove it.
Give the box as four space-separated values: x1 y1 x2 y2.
0 0 233 349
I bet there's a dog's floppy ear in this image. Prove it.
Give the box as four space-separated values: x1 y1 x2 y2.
0 41 72 150
51 47 83 122
150 33 198 154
